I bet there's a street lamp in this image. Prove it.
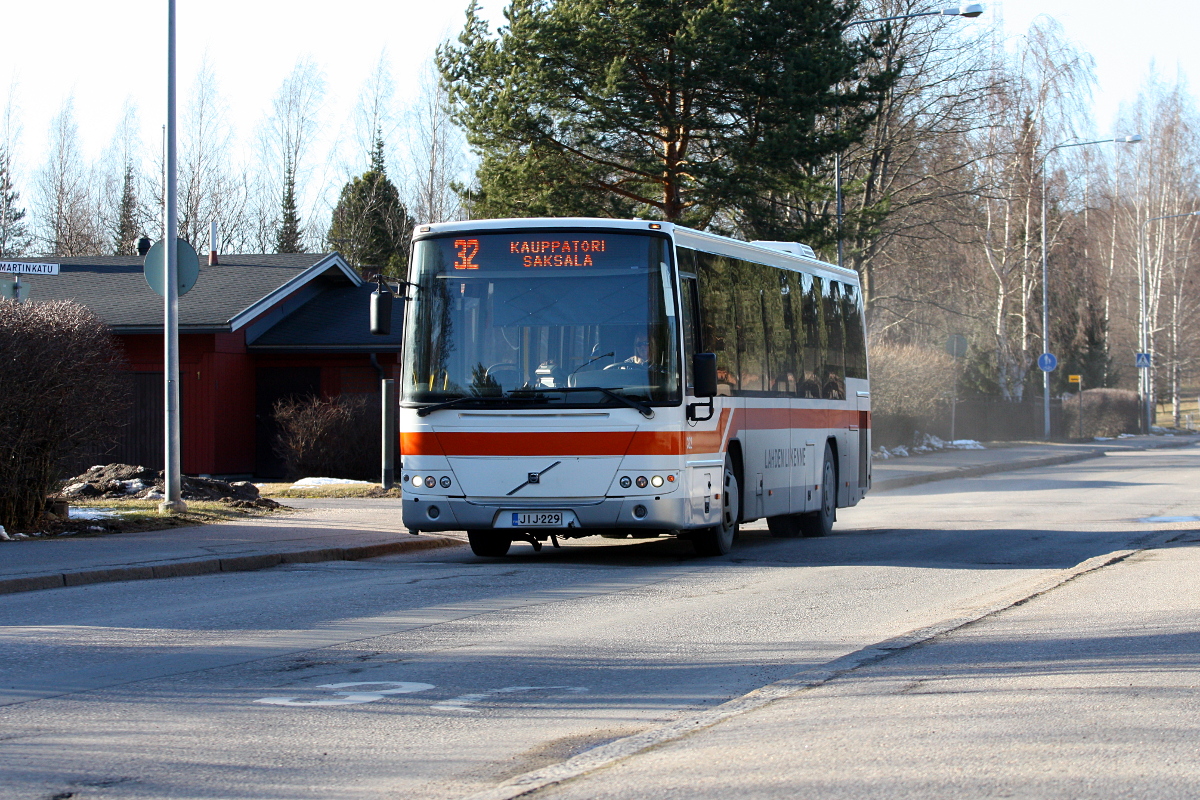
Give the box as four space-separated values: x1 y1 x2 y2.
1039 134 1142 440
1138 209 1200 433
834 5 985 267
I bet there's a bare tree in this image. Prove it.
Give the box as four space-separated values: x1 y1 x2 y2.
252 58 326 253
177 60 250 253
407 58 466 224
0 83 32 257
34 98 104 255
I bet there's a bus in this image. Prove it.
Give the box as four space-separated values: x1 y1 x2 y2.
399 218 870 556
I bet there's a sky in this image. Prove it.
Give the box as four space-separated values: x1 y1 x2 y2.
1 0 1195 201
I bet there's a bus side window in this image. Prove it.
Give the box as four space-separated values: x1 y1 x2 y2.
680 274 700 390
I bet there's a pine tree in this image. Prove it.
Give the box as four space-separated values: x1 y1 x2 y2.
327 135 414 276
112 163 140 256
0 146 31 258
276 160 303 254
438 0 894 232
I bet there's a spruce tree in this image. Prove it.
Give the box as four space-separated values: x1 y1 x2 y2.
0 146 30 258
276 161 303 254
112 163 140 256
327 135 414 276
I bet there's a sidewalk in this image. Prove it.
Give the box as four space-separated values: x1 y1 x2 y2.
1 434 1195 596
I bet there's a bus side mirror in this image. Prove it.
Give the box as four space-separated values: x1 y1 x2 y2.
693 353 717 398
370 274 393 336
688 353 717 422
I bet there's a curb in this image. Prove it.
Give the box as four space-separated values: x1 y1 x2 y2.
872 450 1105 493
0 536 461 597
872 437 1198 493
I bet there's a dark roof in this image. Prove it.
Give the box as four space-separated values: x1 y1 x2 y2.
248 283 404 351
12 253 357 332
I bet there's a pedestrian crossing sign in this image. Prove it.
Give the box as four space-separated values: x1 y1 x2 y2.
1136 352 1151 369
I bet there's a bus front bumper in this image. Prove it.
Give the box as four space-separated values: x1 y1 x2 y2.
403 494 691 534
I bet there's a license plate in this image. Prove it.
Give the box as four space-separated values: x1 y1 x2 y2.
512 511 563 527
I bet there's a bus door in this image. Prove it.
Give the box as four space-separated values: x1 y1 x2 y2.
681 272 718 528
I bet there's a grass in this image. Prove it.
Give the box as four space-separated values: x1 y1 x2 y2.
257 482 404 499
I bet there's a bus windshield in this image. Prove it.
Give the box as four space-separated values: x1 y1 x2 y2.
402 230 680 409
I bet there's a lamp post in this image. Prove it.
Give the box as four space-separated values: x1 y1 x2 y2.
834 5 984 267
1039 134 1142 440
1138 209 1200 433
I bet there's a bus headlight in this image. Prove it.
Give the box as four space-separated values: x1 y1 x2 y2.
650 475 664 487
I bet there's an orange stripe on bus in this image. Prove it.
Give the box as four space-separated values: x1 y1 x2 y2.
400 406 870 458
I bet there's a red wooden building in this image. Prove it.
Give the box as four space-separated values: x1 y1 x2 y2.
19 253 403 478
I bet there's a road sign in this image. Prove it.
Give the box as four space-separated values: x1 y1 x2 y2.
0 277 29 301
1136 352 1152 369
1037 353 1057 372
143 238 200 297
0 261 59 275
945 334 968 359
1068 375 1081 384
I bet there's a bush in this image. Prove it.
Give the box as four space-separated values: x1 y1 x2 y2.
1062 388 1140 438
869 341 955 447
0 300 129 530
273 394 380 481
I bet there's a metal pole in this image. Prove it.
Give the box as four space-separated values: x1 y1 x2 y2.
381 378 396 489
1041 159 1051 440
835 150 844 268
1139 219 1148 433
160 0 186 514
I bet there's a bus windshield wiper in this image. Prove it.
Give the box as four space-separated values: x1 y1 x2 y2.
516 386 655 418
414 392 554 417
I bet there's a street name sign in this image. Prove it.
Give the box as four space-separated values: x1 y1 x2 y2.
1037 352 1058 372
0 261 60 275
1136 352 1151 369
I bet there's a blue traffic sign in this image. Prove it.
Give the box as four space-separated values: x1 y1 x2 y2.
1136 352 1151 369
1037 353 1057 372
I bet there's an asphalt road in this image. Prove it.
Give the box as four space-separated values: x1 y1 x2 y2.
2 446 1198 800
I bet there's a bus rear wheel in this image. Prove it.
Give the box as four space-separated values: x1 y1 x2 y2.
799 442 836 537
467 531 512 557
693 457 740 556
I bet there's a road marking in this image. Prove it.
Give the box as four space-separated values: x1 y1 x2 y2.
255 681 434 707
433 685 588 713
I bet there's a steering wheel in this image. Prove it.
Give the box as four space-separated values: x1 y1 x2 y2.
485 362 516 376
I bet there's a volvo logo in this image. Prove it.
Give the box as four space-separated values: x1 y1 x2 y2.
507 461 562 496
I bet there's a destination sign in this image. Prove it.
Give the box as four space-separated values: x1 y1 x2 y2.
1 261 60 275
439 233 650 272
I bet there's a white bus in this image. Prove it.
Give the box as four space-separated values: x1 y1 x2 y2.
399 218 870 556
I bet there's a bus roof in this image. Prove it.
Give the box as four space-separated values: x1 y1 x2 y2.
413 217 858 282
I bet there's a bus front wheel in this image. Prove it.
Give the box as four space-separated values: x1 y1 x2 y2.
799 442 836 537
468 531 512 557
694 457 740 556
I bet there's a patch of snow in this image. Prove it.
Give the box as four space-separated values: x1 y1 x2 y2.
88 526 104 531
144 491 164 500
121 478 149 494
1118 433 1136 438
947 439 986 450
1093 436 1114 441
69 507 119 520
1139 516 1200 524
12 532 29 539
291 477 375 487
58 531 78 537
0 526 10 541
